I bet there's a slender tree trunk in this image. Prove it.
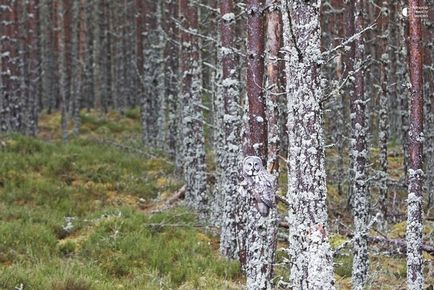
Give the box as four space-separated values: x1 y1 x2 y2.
163 0 179 159
72 0 86 135
351 1 370 288
406 1 424 288
281 0 335 288
84 0 95 111
344 0 356 206
25 0 41 135
398 3 410 184
378 2 390 222
245 0 267 160
265 0 282 175
218 0 246 262
210 0 225 228
0 0 23 132
57 0 68 142
179 0 208 218
423 1 434 209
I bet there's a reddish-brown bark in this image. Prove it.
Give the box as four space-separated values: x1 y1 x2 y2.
246 0 267 161
265 0 282 174
406 0 424 287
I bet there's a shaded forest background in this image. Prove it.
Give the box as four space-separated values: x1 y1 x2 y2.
0 0 434 289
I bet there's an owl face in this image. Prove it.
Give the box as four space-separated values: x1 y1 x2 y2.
242 156 263 176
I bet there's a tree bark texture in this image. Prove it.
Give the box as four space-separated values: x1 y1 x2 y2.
265 0 282 175
219 0 244 260
281 1 335 288
406 0 424 289
179 0 208 218
350 1 369 289
246 0 267 161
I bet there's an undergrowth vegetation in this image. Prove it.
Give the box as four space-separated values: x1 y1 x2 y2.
0 110 242 290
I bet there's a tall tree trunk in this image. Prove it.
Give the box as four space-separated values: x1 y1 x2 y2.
265 0 282 175
25 0 41 135
245 0 267 160
218 0 245 261
163 0 179 159
424 0 434 209
398 3 410 184
378 1 390 222
57 0 68 142
406 0 424 288
84 0 95 111
210 0 224 228
281 0 335 288
344 0 356 207
0 0 23 132
351 1 370 288
179 0 208 218
72 0 86 135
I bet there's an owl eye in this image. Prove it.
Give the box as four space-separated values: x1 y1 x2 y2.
248 162 252 166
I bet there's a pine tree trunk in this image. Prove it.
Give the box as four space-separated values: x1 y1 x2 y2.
163 0 179 159
406 0 424 288
0 0 23 132
245 0 267 160
57 0 68 142
423 1 434 209
378 2 390 222
398 3 410 184
218 0 244 260
351 1 370 288
265 0 282 175
179 0 208 218
25 0 41 135
84 0 95 111
281 1 335 288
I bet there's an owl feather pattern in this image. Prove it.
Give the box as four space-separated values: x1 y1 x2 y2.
242 156 276 217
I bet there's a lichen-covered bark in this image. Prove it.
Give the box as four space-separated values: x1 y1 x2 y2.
246 0 267 160
244 188 277 290
328 0 345 196
343 0 356 206
406 1 424 289
163 0 179 159
265 0 282 175
154 1 166 147
179 0 208 218
281 1 335 288
350 1 369 288
398 5 410 184
218 0 244 259
22 0 40 136
58 0 69 142
378 2 390 221
83 0 95 111
71 0 85 135
0 0 23 133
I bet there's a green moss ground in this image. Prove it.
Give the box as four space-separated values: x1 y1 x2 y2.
0 110 242 290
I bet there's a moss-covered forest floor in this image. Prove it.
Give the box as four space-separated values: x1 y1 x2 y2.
0 110 241 290
0 109 433 289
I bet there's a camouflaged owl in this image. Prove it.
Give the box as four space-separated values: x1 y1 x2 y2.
242 156 276 217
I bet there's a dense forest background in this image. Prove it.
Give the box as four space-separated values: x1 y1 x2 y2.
0 0 433 289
